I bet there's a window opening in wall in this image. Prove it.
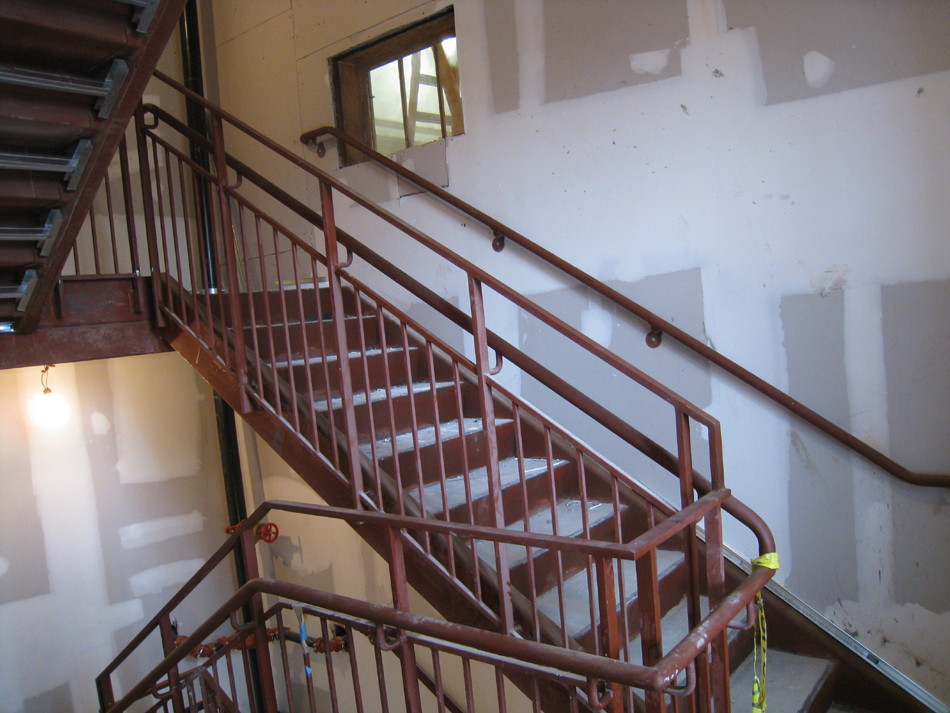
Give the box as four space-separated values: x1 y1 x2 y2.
330 7 463 165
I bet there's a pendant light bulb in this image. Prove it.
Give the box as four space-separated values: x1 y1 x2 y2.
29 365 69 429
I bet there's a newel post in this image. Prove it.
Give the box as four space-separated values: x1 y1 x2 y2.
467 275 515 634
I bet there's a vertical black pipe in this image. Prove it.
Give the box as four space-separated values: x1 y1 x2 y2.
178 0 217 290
177 4 264 710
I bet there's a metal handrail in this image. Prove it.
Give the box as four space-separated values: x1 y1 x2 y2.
98 497 764 713
296 128 949 489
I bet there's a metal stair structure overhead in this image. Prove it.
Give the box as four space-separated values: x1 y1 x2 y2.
0 0 186 335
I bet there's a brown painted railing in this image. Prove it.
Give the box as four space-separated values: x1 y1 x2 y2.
298 128 950 490
97 500 767 713
124 69 779 713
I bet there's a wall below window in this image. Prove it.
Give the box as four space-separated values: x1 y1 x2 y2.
206 0 950 701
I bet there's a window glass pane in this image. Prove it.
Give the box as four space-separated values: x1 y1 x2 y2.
369 59 407 155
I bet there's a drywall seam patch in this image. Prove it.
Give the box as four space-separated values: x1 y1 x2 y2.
118 511 207 549
128 559 204 597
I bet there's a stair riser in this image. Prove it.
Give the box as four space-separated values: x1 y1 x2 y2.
247 313 401 362
438 461 574 529
573 555 690 652
282 345 458 402
341 382 475 444
379 420 516 486
507 512 628 595
213 285 360 325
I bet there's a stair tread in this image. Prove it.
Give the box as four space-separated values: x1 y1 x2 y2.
274 345 407 369
730 649 836 713
360 417 497 458
536 550 685 637
408 456 563 516
476 497 623 569
315 380 452 412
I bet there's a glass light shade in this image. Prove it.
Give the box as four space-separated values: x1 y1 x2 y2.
29 388 70 428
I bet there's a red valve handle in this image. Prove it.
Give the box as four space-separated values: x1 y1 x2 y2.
258 522 279 544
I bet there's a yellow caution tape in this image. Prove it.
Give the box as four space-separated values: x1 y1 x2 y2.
751 553 779 713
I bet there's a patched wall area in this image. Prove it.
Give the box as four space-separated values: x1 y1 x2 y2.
724 0 950 104
519 268 711 503
882 279 950 612
780 290 857 608
0 355 232 713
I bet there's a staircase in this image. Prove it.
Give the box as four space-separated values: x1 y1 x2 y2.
0 7 945 710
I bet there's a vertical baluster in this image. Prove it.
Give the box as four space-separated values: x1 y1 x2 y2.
312 269 340 467
103 166 120 272
88 205 101 275
451 361 479 597
353 291 381 508
400 322 429 552
272 227 300 434
377 303 405 514
461 657 475 712
431 649 447 713
208 113 250 412
165 155 186 322
467 275 514 634
275 614 297 713
292 245 317 444
346 623 366 713
426 341 455 576
494 668 508 713
373 634 391 713
320 617 341 713
152 142 177 317
544 427 567 647
511 406 539 638
236 205 264 407
577 453 598 652
118 136 141 276
319 180 363 507
133 106 164 326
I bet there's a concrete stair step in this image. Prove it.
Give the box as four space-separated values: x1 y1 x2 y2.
730 649 836 713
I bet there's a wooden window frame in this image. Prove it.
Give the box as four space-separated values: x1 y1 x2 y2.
330 7 460 166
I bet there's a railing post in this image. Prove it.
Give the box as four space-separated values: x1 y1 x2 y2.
388 529 423 713
319 179 365 508
705 425 730 713
675 410 712 712
209 113 251 413
636 548 666 713
467 275 515 635
239 527 280 713
95 674 115 713
158 614 185 713
594 556 623 713
133 104 165 328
